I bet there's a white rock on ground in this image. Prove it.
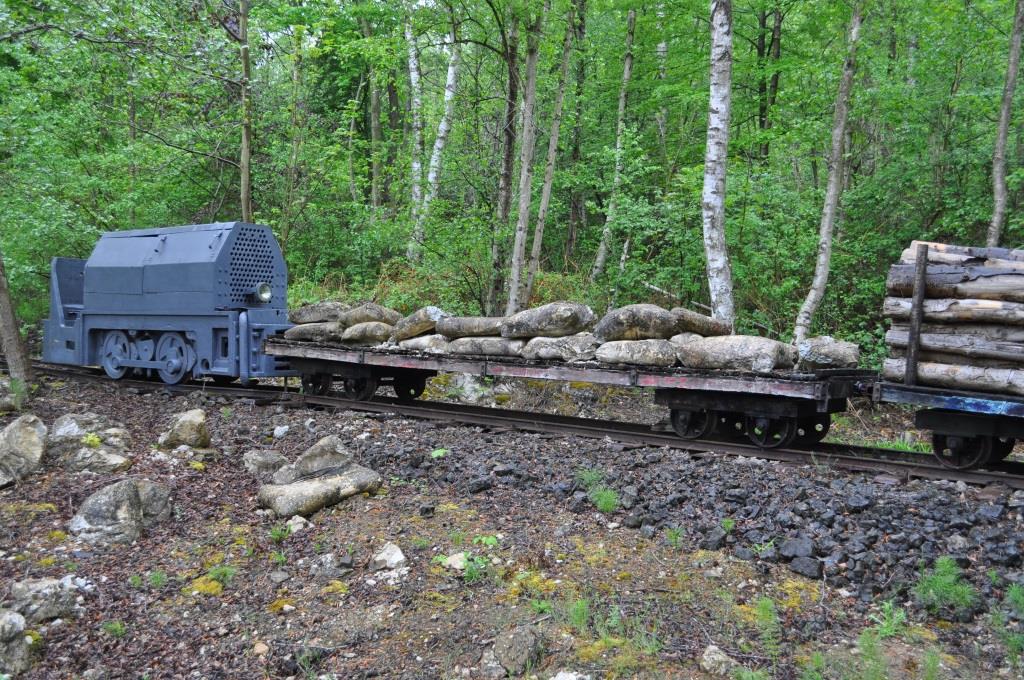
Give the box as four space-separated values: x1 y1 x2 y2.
550 672 592 680
700 644 739 676
69 479 172 544
0 608 30 675
370 542 406 571
0 377 19 413
242 449 287 480
10 577 77 624
271 435 352 484
285 515 311 535
443 552 467 571
158 409 210 448
47 414 133 474
0 414 46 487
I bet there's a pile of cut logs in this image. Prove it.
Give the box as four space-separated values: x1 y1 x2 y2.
883 240 1024 396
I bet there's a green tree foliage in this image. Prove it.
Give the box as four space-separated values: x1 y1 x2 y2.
2 0 1022 355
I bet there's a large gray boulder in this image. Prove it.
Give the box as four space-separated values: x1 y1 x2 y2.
436 316 505 338
447 337 525 357
69 479 171 544
521 333 600 362
284 322 345 343
159 409 210 449
677 335 797 374
10 578 76 624
391 306 450 342
398 334 449 354
48 413 132 474
243 449 287 481
0 414 46 487
596 339 679 367
797 335 860 370
0 609 30 675
339 302 402 327
272 435 353 485
594 304 678 342
341 321 393 346
258 466 381 517
289 301 351 325
500 302 596 339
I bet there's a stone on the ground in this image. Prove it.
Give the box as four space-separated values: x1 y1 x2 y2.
243 449 287 480
447 336 525 357
339 302 402 327
436 316 505 338
160 409 210 448
0 609 30 675
521 333 600 362
283 321 345 343
596 339 679 367
699 645 739 676
493 625 544 676
272 425 289 439
500 302 596 338
48 413 132 473
69 479 171 544
370 542 406 571
788 556 822 579
550 673 592 680
272 435 354 485
285 515 311 535
10 577 76 624
259 465 381 517
0 377 18 413
443 552 467 571
398 333 449 353
341 321 393 345
594 304 678 342
797 335 861 370
677 335 797 374
288 301 350 325
0 414 46 487
391 306 450 342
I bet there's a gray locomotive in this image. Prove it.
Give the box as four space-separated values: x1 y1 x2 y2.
42 222 294 384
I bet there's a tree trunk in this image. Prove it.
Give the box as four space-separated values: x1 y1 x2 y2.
589 8 636 282
757 7 782 160
792 3 862 343
565 0 587 265
883 358 1024 396
360 19 383 210
487 18 520 315
887 329 1024 363
239 0 253 222
417 19 461 239
988 0 1024 248
890 322 1024 343
0 248 31 384
886 263 1024 301
902 240 1024 265
524 11 575 304
700 0 736 325
405 22 425 260
506 7 546 315
280 25 305 256
883 296 1024 325
655 3 668 150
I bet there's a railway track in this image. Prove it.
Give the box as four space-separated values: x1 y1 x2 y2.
23 359 1024 490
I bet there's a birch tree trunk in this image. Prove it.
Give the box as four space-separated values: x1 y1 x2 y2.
566 0 587 264
524 10 575 304
506 7 546 315
655 4 668 150
360 19 383 210
487 18 519 315
279 25 305 255
987 0 1024 248
700 0 735 325
405 22 425 260
238 0 253 222
793 4 862 343
0 248 31 384
589 8 635 282
417 20 461 236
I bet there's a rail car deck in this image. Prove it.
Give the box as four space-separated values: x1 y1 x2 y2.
264 338 874 449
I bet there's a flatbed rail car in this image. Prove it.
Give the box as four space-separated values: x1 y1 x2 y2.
263 338 873 449
875 381 1024 469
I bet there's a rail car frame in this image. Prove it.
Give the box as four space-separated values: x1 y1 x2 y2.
264 338 872 450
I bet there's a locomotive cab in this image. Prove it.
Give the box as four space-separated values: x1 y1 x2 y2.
42 222 295 384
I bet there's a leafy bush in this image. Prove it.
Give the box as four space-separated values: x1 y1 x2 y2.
589 486 619 514
913 557 977 615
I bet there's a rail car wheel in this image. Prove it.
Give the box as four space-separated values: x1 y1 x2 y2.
745 415 797 449
794 414 831 445
155 332 190 385
100 331 130 380
931 433 992 470
393 375 427 402
342 376 378 401
301 373 332 396
670 409 716 440
717 412 746 439
991 437 1017 462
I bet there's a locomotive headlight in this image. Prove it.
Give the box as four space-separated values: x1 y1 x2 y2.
254 282 272 303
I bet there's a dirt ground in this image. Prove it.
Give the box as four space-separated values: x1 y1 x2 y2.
0 375 1021 679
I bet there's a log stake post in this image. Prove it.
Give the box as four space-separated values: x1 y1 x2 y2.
905 243 929 385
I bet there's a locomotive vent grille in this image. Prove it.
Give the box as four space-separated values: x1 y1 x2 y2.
228 226 276 303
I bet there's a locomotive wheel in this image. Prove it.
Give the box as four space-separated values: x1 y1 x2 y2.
931 433 992 470
155 333 190 385
393 375 427 402
670 409 716 440
794 414 832 446
100 330 130 380
717 412 746 439
342 376 378 401
301 373 332 396
991 437 1017 461
745 415 797 449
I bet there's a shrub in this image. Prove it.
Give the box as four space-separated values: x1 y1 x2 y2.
913 557 977 615
101 620 127 638
589 486 619 514
575 468 604 490
868 600 908 639
269 525 290 543
148 570 168 588
207 565 237 586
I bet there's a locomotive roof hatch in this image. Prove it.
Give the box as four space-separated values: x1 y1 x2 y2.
83 221 288 314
